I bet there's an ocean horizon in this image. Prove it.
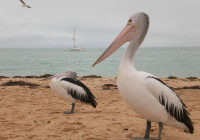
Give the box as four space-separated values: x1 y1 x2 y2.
0 47 200 78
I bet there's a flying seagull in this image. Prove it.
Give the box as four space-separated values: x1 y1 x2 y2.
20 0 31 8
92 12 194 139
41 70 97 114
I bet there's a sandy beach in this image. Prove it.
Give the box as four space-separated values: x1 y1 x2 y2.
0 76 200 140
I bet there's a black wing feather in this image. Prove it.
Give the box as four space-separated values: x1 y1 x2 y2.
20 0 25 5
147 76 194 134
61 78 97 108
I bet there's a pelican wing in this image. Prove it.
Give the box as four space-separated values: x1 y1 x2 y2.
60 78 97 108
145 76 193 133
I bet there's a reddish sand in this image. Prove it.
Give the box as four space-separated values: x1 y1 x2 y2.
0 77 200 140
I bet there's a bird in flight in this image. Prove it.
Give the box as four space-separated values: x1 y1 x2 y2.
20 0 31 8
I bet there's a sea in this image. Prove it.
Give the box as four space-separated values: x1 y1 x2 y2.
0 47 200 78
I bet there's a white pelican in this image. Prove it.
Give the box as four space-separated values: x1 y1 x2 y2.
92 12 194 139
20 0 31 8
41 70 97 114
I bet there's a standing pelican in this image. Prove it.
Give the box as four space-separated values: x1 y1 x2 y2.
92 12 193 139
20 0 31 8
42 70 97 114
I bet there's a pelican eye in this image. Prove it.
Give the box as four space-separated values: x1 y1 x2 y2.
128 19 132 24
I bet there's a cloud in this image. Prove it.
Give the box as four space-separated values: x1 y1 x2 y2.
0 0 200 48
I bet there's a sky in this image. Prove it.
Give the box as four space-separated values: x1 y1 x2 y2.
0 0 200 48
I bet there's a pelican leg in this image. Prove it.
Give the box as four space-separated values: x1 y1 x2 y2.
144 120 151 138
71 103 75 113
157 122 163 139
63 103 75 114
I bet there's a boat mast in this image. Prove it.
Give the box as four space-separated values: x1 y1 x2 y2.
73 27 76 48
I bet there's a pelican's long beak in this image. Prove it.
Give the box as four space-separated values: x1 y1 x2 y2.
40 73 66 81
92 24 136 67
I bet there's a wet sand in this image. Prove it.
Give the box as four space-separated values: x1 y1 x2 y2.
0 77 200 140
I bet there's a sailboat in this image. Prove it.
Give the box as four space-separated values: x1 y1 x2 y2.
66 27 85 52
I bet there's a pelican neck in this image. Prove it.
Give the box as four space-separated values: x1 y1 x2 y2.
120 41 139 69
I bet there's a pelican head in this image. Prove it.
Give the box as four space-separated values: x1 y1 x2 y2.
65 70 77 79
92 12 149 67
40 70 77 81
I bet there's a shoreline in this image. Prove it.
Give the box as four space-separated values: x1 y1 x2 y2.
0 74 199 79
1 77 200 90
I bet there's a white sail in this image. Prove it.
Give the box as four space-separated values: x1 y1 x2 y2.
66 27 85 52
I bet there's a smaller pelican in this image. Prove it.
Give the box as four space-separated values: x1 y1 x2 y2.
41 70 97 114
20 0 31 8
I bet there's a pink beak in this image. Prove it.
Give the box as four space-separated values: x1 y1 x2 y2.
92 24 136 67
